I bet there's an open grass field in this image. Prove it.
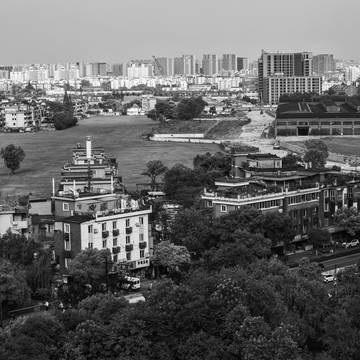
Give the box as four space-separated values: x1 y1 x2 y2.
289 137 360 157
0 116 221 198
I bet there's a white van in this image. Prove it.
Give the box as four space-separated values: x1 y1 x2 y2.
121 276 141 290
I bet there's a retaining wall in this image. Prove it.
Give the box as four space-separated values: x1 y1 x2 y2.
151 133 204 139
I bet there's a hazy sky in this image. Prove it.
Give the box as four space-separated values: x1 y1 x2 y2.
1 0 359 65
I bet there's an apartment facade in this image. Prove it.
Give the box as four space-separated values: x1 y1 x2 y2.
202 54 218 75
0 201 29 237
201 151 360 252
53 192 152 277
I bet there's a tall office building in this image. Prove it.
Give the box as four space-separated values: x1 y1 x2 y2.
313 54 336 75
221 54 237 71
237 57 249 71
182 55 196 75
202 54 218 75
258 50 321 104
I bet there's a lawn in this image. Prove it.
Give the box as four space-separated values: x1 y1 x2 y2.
288 137 360 157
0 116 221 198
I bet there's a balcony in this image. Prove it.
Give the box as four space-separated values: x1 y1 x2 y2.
139 241 147 249
126 227 133 234
12 220 28 229
102 230 109 238
112 229 119 236
125 244 133 252
112 246 120 254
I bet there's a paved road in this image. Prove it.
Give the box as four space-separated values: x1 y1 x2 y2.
320 253 360 272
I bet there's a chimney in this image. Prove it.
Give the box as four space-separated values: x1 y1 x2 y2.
86 136 91 159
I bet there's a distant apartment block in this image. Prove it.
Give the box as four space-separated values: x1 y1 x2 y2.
236 57 249 71
202 54 218 75
221 54 237 72
312 54 336 75
258 50 322 104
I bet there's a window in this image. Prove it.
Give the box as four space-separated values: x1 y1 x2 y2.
139 217 144 225
126 236 130 244
102 223 107 231
113 238 117 247
102 239 107 248
126 219 130 227
63 203 69 211
348 187 353 197
64 224 70 233
88 225 93 233
88 243 93 249
324 202 329 212
126 252 131 261
324 190 329 198
113 254 118 263
221 205 227 212
140 250 145 258
139 233 144 241
207 201 213 208
303 208 307 217
64 258 71 268
64 240 71 250
112 221 117 229
330 190 335 201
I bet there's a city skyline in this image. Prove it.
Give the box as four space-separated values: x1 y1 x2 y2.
1 0 359 65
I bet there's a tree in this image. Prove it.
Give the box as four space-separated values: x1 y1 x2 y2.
193 152 231 177
307 228 332 249
282 153 303 169
262 212 296 248
0 259 32 312
303 139 329 168
333 206 360 238
1 144 26 174
211 206 265 243
170 207 213 255
162 164 212 208
176 96 207 120
202 230 272 270
66 248 113 294
3 312 65 360
152 241 191 278
141 160 168 191
53 112 78 130
63 90 74 114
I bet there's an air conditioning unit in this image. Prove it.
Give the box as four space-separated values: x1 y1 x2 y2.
94 229 98 233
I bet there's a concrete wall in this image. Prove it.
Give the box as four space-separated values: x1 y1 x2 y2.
151 133 204 139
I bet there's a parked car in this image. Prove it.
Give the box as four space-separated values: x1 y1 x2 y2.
342 239 359 248
323 274 335 283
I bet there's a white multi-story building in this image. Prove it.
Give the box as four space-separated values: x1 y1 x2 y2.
4 105 33 129
53 137 153 277
127 63 153 79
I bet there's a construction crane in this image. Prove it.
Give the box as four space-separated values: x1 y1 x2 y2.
152 56 166 76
